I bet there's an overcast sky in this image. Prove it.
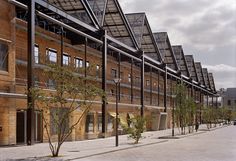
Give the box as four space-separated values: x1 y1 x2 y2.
119 0 236 90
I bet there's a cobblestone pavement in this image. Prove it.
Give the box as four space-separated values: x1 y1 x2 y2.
0 125 235 161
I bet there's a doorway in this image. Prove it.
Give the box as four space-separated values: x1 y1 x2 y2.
16 110 26 144
16 110 43 144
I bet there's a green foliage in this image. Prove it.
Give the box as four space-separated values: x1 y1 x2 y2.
174 83 196 134
30 64 105 157
122 115 146 144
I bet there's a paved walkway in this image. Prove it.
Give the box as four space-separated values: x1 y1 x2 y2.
0 124 232 161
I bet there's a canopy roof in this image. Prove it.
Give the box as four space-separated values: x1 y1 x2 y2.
154 32 178 71
202 68 211 89
102 0 139 49
208 73 216 92
172 46 190 77
46 0 100 29
185 55 199 82
195 62 205 86
126 13 162 62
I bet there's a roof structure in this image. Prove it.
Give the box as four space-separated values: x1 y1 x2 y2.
46 0 100 29
202 68 211 89
195 62 205 86
185 55 199 82
172 46 190 77
208 73 216 92
87 0 107 26
125 13 162 62
101 0 139 49
153 32 178 71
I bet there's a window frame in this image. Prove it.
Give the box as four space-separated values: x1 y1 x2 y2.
74 57 83 68
0 42 9 72
46 48 57 63
34 45 39 64
62 53 70 66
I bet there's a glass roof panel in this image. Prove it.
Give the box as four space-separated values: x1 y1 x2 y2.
47 0 93 25
154 32 178 71
126 13 162 62
185 55 198 82
195 62 205 86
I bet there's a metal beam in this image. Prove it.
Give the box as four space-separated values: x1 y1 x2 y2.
150 67 153 105
131 58 134 103
102 30 107 135
34 0 99 32
27 0 35 146
140 51 145 116
164 65 167 112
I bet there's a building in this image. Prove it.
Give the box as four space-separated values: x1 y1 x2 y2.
221 88 236 109
0 0 217 146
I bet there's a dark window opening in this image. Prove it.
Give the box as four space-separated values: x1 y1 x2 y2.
0 42 8 71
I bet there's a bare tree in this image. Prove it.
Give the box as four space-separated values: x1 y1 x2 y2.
31 64 105 157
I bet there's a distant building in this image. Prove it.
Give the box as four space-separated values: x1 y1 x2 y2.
221 88 236 109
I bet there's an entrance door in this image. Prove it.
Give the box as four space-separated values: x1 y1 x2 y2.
16 111 26 144
35 111 43 142
16 110 43 144
159 113 167 130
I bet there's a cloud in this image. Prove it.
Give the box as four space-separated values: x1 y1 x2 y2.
202 64 236 89
119 0 236 89
203 64 236 73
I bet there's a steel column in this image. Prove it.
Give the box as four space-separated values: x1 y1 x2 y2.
27 0 35 145
140 52 144 116
164 65 167 112
85 37 87 77
60 27 64 67
102 30 107 134
131 58 133 103
157 70 160 106
150 67 153 105
118 53 121 101
199 90 202 123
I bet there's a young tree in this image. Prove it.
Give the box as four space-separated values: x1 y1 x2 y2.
174 83 197 134
31 64 105 157
174 83 187 134
122 115 146 144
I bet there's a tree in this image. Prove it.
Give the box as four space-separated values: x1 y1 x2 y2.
31 64 105 157
186 97 196 133
122 115 146 144
174 83 197 134
202 107 212 129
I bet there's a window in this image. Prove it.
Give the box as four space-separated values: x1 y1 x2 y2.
86 61 89 67
96 64 100 77
46 49 57 63
135 76 140 85
0 42 8 71
111 69 117 78
34 76 39 87
50 108 69 135
34 45 39 64
107 114 114 132
97 113 102 132
63 54 70 66
146 80 150 87
85 113 94 133
75 57 83 68
228 100 231 106
128 74 131 82
47 79 56 89
120 71 124 80
110 89 114 96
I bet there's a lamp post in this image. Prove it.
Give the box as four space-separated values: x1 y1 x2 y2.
113 78 121 147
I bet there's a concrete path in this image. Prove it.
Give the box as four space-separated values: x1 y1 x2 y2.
0 124 233 161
